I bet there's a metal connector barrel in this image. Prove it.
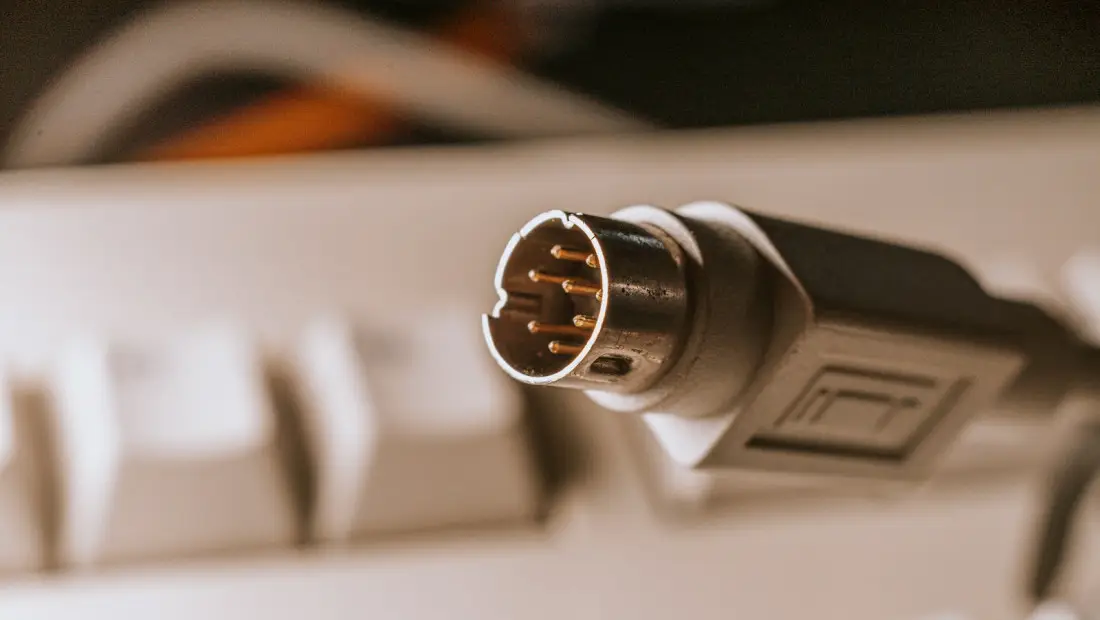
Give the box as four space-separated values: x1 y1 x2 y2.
482 210 690 393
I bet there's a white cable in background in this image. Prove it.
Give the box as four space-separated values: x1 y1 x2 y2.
1063 251 1100 348
3 0 646 169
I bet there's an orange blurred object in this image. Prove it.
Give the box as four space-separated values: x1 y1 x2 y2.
140 2 521 162
142 84 402 161
442 2 523 59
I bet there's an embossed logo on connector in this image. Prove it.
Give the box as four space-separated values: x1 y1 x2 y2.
750 365 970 460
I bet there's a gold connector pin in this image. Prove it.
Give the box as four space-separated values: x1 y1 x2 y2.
548 341 584 356
527 321 590 337
551 245 600 268
550 245 590 263
528 270 568 285
562 279 602 300
573 315 597 330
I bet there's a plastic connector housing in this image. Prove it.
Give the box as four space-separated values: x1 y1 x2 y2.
485 201 1080 480
633 203 1030 479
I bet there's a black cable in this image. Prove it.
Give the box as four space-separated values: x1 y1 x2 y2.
1029 419 1100 603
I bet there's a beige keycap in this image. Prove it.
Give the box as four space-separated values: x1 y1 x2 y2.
48 327 298 566
0 373 46 573
295 312 540 542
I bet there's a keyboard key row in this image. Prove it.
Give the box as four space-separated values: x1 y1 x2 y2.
0 382 44 573
0 310 541 573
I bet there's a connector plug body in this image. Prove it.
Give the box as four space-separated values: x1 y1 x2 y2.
484 202 1061 480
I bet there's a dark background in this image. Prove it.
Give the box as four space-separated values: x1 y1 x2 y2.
3 0 1099 157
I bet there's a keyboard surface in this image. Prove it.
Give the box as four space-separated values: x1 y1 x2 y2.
1 108 1099 619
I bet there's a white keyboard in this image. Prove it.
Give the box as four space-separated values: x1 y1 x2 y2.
1 108 1099 620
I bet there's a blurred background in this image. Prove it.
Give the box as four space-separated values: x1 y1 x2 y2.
0 2 1099 620
3 0 1100 166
